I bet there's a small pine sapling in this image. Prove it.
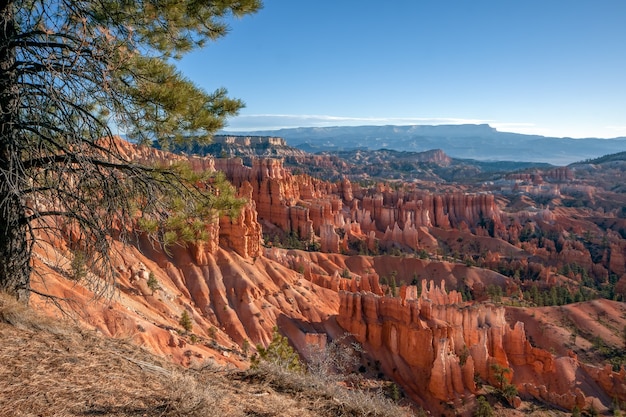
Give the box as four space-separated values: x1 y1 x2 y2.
179 310 193 333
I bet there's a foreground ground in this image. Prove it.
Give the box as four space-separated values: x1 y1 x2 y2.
1 293 592 416
0 293 415 417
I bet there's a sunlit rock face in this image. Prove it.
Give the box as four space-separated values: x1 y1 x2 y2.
32 236 340 368
212 156 516 265
30 139 339 368
337 280 625 411
218 181 263 259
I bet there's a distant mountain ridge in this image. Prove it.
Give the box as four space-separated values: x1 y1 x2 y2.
181 134 554 183
221 124 626 165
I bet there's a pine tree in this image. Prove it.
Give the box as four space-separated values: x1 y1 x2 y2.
0 0 261 302
179 310 193 333
251 327 302 372
390 275 397 297
490 363 511 390
146 272 160 295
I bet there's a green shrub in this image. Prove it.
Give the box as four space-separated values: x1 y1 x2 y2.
473 396 494 417
70 250 88 281
251 327 302 372
242 339 250 357
179 310 193 333
208 326 217 340
385 382 401 402
147 272 160 295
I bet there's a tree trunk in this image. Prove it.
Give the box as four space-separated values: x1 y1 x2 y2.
0 1 31 303
0 187 31 304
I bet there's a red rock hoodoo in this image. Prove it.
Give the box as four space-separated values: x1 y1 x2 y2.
337 280 623 411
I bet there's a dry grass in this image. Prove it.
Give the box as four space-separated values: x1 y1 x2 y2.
0 293 415 417
0 295 206 416
0 292 67 335
243 363 415 417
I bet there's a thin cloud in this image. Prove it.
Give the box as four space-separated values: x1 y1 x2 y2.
222 114 625 139
225 114 491 131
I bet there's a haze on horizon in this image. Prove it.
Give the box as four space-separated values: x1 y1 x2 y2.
178 1 626 140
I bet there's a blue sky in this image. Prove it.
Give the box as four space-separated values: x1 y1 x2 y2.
178 1 626 138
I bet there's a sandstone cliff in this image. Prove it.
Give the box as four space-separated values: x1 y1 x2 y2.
337 281 624 412
32 234 339 368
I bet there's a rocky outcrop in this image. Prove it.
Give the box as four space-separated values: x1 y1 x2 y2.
506 167 574 184
545 167 574 182
609 241 626 277
212 157 511 251
337 280 617 411
28 139 342 367
110 138 622 302
172 135 309 162
219 182 263 259
218 156 484 254
32 233 339 367
582 364 626 405
214 158 333 238
104 135 217 173
212 135 287 147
